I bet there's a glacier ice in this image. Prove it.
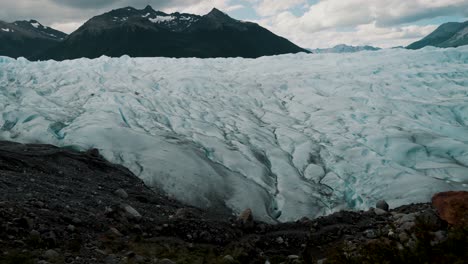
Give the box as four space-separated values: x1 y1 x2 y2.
1 47 468 222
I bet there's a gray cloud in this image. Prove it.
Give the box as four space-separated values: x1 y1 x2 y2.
51 0 119 9
0 0 206 26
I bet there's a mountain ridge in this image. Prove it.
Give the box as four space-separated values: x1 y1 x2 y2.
407 20 468 49
0 19 67 59
35 5 309 60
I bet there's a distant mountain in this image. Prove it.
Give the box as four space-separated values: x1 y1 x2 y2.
310 44 381 54
38 6 309 60
0 20 67 59
407 21 468 49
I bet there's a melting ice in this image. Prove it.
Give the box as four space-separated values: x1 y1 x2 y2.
1 47 468 222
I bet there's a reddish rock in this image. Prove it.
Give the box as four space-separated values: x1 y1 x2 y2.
237 208 254 229
432 191 468 226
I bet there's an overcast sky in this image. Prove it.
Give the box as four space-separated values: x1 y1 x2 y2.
1 0 467 48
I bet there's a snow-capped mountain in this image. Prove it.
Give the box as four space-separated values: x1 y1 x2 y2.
39 6 309 60
407 20 468 49
311 44 381 54
0 20 67 59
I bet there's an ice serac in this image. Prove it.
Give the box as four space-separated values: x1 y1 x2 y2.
1 47 468 222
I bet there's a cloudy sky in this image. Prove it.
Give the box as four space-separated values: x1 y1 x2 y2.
1 0 467 48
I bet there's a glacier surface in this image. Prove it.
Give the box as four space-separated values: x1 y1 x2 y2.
1 47 468 222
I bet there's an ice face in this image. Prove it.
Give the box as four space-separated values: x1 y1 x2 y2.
1 47 468 222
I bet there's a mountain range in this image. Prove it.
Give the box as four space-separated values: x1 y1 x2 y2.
310 44 381 54
407 20 468 49
0 6 309 60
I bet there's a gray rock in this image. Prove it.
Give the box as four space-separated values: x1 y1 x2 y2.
431 230 448 246
67 225 75 232
114 189 128 199
288 255 299 259
43 249 59 260
276 236 284 244
364 229 377 239
417 210 443 230
108 227 123 237
398 214 416 224
134 255 146 263
104 254 119 264
121 204 142 221
376 200 389 211
30 230 40 240
374 208 387 215
399 221 416 231
223 255 235 263
317 259 327 264
158 259 176 264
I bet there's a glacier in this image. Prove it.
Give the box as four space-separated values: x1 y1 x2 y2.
1 47 468 222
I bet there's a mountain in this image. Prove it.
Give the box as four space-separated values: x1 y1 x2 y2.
0 20 67 59
407 21 468 49
311 44 381 54
38 6 309 60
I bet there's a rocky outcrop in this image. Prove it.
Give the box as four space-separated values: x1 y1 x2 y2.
432 191 468 226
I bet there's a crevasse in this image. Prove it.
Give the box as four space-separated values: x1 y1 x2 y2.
1 47 467 222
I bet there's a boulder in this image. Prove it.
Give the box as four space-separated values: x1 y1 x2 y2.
376 200 389 211
120 204 142 221
237 208 254 229
432 191 468 226
114 189 128 199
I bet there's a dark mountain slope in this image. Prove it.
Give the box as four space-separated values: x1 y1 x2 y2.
0 20 67 59
38 6 309 60
407 21 468 49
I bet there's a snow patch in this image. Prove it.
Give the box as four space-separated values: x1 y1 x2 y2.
149 16 176 23
1 28 11 32
31 22 41 28
142 13 151 18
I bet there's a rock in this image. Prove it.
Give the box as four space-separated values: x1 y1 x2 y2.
72 217 82 225
104 254 119 264
432 191 468 226
41 231 57 247
134 255 146 263
237 208 254 229
173 208 197 219
86 148 100 157
376 200 389 211
431 230 448 246
398 232 409 242
158 259 176 264
108 227 123 237
397 213 416 224
317 258 327 264
16 217 34 230
288 255 299 260
43 249 59 260
364 229 377 239
30 230 40 240
121 204 142 221
276 236 284 244
67 225 75 232
373 208 387 215
223 255 235 263
114 189 128 199
399 221 415 231
417 209 443 230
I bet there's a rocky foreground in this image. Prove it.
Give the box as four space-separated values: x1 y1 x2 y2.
0 141 467 264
